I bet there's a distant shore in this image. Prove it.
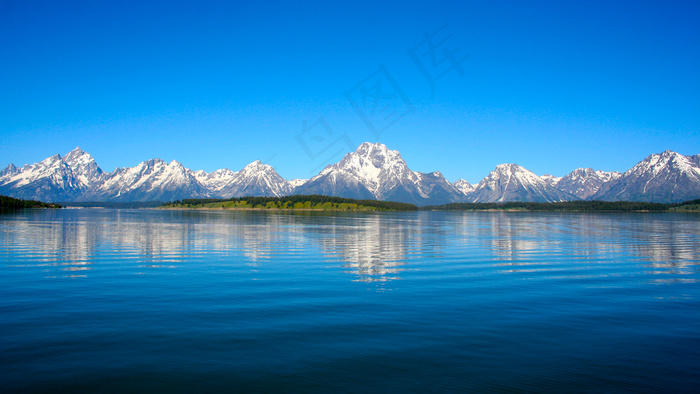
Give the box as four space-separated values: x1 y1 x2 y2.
160 198 700 213
421 200 700 213
5 195 700 213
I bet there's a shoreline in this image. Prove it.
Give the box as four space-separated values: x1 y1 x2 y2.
155 206 700 213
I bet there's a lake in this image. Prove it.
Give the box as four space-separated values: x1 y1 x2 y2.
1 208 699 392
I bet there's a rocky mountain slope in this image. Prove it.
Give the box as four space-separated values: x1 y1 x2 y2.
1 146 698 204
592 150 700 203
555 168 621 200
0 148 292 202
467 163 576 203
294 143 464 205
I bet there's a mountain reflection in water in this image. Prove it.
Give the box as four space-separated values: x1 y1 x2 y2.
1 209 698 284
2 208 700 392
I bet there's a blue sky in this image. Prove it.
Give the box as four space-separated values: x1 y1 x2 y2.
1 0 698 183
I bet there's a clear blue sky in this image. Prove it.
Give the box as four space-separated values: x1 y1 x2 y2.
1 0 698 183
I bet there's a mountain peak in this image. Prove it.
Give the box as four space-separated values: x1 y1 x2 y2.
469 163 574 203
357 141 388 151
217 160 291 198
557 167 621 200
453 179 475 195
2 145 698 204
354 142 397 160
64 146 96 162
146 158 166 165
296 142 464 205
492 163 531 177
594 150 700 202
242 160 272 172
0 163 18 177
328 142 411 196
40 154 63 165
648 150 683 163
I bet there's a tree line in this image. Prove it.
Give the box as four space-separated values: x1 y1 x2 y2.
420 200 700 212
0 195 62 210
162 195 418 211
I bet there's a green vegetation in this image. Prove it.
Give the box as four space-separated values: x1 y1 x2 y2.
161 195 417 211
161 196 700 213
422 200 700 212
668 199 700 212
1 195 62 210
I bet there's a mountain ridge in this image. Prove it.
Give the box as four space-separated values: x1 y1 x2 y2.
294 142 464 205
467 163 576 203
1 144 699 204
593 150 700 203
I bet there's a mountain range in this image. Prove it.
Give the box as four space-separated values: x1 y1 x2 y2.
1 143 699 205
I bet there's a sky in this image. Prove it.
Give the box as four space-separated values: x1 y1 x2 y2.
1 0 699 184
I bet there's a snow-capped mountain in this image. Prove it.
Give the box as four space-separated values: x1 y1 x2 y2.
63 147 104 188
0 163 18 178
453 179 475 196
468 163 576 203
89 159 292 201
0 147 98 201
555 168 622 200
0 148 293 202
87 159 209 202
194 168 236 194
217 161 292 198
408 171 465 205
2 146 699 204
540 174 562 188
289 179 308 188
294 142 465 205
194 162 293 198
592 150 700 203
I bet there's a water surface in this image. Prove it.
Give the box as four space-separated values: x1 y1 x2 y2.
1 209 699 392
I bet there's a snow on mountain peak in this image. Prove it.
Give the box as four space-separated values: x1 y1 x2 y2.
453 179 475 195
296 142 464 205
66 146 84 156
626 150 693 178
216 160 292 198
357 141 390 154
63 147 103 185
592 150 700 202
541 174 562 187
556 167 621 200
489 163 542 185
289 179 308 188
3 145 698 204
327 142 411 197
468 162 574 203
43 154 63 164
242 160 270 171
0 163 18 177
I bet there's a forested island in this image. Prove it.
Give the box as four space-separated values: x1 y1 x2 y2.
160 195 418 211
0 195 62 210
422 200 700 212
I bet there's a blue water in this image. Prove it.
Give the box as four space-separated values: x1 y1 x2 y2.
1 209 699 392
